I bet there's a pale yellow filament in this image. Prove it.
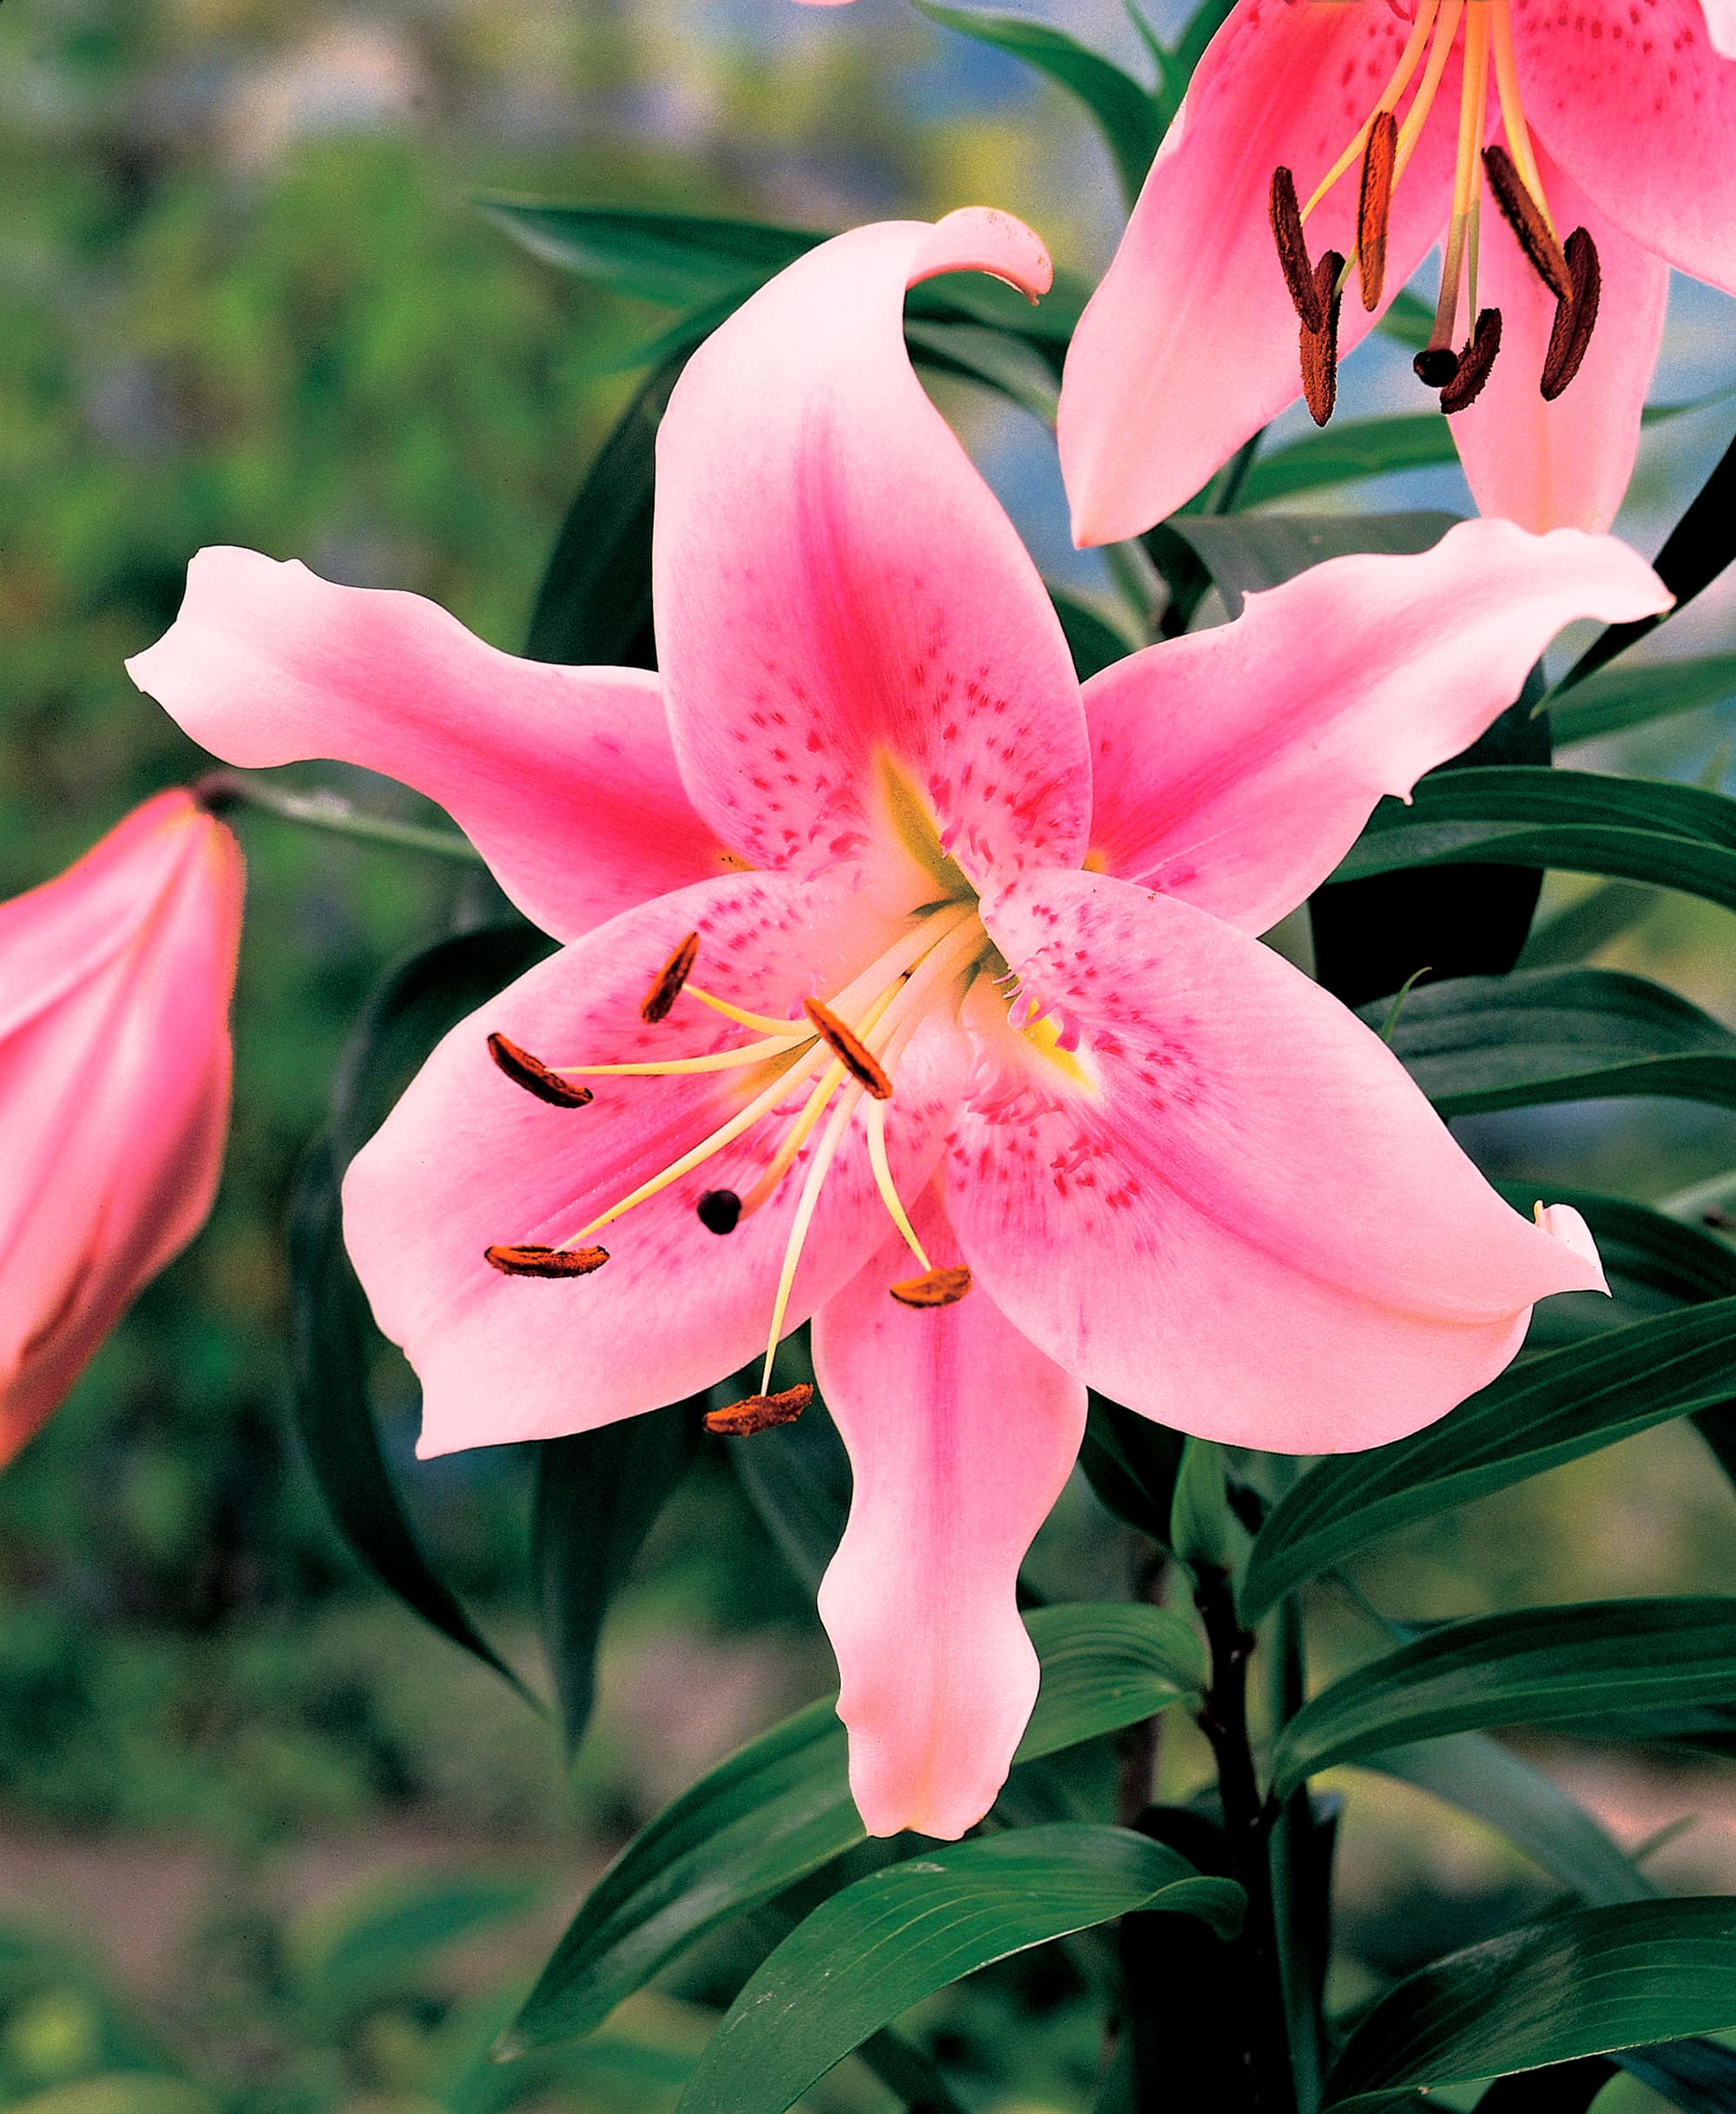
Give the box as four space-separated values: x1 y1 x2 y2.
1300 0 1441 221
1489 0 1559 238
760 1084 862 1394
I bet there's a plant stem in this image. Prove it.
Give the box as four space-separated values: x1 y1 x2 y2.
1194 1560 1296 2114
194 771 485 866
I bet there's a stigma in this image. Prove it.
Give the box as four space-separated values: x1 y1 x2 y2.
1267 0 1601 421
484 900 995 1432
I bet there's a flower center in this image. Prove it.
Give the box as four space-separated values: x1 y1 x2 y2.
483 898 994 1427
1268 0 1601 422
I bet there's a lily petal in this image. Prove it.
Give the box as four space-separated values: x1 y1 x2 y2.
1515 0 1736 293
1702 0 1736 56
0 793 241 1459
813 1187 1084 1840
344 871 967 1456
1059 0 1463 545
951 871 1604 1454
1450 152 1669 534
653 212 1091 898
1081 519 1667 933
128 548 726 942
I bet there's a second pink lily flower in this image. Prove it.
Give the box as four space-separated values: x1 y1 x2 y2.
1061 0 1736 542
133 207 1664 1840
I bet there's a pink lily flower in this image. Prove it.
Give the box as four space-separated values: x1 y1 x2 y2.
1060 0 1736 543
0 791 242 1464
132 207 1665 1840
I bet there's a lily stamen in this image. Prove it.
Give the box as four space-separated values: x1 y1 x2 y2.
1483 144 1572 299
487 1033 595 1108
1541 227 1601 400
704 1383 812 1437
890 1265 973 1309
1439 307 1503 412
1356 110 1398 310
484 1242 608 1278
803 995 895 1101
641 931 700 1023
1300 250 1345 425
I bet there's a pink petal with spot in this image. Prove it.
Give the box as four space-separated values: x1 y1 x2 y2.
1082 519 1667 932
1512 0 1736 293
654 213 1090 899
1059 0 1464 544
129 549 725 943
813 1187 1084 1840
344 871 970 1457
947 871 1604 1454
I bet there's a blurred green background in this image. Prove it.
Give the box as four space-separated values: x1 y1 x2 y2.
1 1 1733 2107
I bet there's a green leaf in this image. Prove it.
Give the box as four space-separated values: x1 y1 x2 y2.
1546 650 1736 744
1151 510 1458 616
1377 288 1436 350
1362 1735 1655 1907
1051 588 1138 682
904 315 1061 422
478 199 818 308
535 1406 703 1751
726 1386 852 1594
1336 765 1736 918
1077 1394 1185 1539
1619 2035 1736 2114
1274 1597 1736 1794
1364 967 1736 1117
676 1828 1242 2114
287 1869 540 2025
911 2 1162 207
1238 414 1458 508
1320 1899 1736 2110
1562 425 1736 691
286 1141 535 1706
289 925 555 1698
524 358 682 668
1240 1298 1736 1623
1518 881 1656 968
502 1604 1206 2051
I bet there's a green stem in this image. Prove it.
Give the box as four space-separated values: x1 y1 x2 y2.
1194 1561 1295 2114
194 772 485 867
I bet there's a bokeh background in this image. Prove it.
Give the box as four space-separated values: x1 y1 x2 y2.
2 2 1733 2107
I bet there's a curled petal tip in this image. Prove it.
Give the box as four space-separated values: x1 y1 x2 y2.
915 207 1052 305
1533 1202 1608 1294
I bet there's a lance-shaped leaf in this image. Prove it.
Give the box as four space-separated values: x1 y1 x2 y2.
1336 766 1736 917
290 924 554 1702
1362 1735 1655 1907
911 3 1162 207
1320 1900 1736 2111
676 1828 1242 2114
1273 1597 1736 1794
1150 510 1458 618
1238 415 1458 509
1241 1299 1736 1623
502 1604 1206 2052
535 1406 703 1751
1561 425 1736 691
1545 651 1736 744
1365 968 1736 1117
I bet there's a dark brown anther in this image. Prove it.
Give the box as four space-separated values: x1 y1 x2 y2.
1357 111 1397 311
1483 145 1573 300
1299 250 1345 426
803 997 894 1100
889 1264 973 1309
1269 167 1326 333
1439 307 1503 413
641 931 700 1024
697 1188 742 1235
484 1242 609 1278
1413 345 1461 388
704 1383 813 1437
1540 227 1601 401
487 1032 594 1108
